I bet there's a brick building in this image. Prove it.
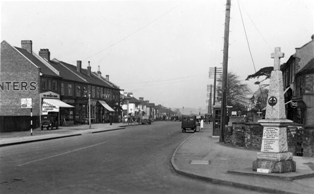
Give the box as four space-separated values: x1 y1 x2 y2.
1 40 121 132
282 35 314 126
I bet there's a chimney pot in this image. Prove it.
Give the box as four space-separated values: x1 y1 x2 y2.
106 75 109 81
39 48 50 61
21 40 32 54
87 61 91 76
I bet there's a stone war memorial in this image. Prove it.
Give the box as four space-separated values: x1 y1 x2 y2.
252 47 296 173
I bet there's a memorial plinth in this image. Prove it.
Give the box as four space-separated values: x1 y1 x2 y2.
252 47 296 173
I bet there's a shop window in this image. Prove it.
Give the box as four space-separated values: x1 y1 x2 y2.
68 84 73 96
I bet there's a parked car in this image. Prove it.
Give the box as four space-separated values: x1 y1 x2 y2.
41 113 58 130
181 115 197 133
141 115 151 125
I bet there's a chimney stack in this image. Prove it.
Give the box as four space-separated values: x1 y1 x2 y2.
97 65 102 78
39 49 50 61
87 61 91 76
106 75 109 81
139 97 144 101
21 40 32 54
77 60 82 73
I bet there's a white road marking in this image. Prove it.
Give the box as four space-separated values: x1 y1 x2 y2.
18 141 106 166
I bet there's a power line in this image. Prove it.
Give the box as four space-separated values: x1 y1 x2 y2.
238 0 272 51
84 2 183 60
237 0 256 72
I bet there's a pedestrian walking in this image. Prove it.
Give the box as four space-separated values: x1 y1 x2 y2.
200 117 204 130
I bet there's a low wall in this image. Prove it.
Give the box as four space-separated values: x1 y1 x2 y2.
224 122 314 157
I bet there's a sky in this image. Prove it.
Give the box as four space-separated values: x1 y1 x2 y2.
1 0 313 113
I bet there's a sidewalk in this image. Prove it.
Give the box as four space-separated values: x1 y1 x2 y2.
171 123 314 194
0 122 136 147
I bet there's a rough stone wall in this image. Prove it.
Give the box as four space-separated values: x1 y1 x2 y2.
225 122 314 157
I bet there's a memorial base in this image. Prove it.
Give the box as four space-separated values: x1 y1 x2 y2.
253 159 296 173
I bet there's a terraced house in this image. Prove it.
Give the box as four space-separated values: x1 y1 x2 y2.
0 40 122 132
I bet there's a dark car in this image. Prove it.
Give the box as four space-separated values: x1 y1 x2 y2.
181 115 197 133
41 113 58 130
141 115 151 125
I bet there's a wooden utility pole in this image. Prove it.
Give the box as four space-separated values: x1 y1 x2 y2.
220 0 231 143
208 84 213 115
213 67 217 106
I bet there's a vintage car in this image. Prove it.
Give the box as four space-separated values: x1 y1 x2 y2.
181 115 197 133
141 115 152 125
41 113 58 130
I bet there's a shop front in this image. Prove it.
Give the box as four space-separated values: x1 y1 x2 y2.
40 91 74 126
98 100 114 123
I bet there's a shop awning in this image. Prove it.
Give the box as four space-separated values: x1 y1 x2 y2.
43 99 74 108
99 100 114 112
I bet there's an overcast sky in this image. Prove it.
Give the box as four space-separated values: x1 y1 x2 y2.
1 0 313 112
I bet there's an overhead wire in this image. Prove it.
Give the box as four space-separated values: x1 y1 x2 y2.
237 0 268 109
83 2 183 60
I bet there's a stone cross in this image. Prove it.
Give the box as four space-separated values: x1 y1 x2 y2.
271 47 284 70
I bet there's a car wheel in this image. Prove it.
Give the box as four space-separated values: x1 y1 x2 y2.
182 129 185 133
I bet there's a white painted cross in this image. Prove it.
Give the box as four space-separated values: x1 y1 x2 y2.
271 47 284 70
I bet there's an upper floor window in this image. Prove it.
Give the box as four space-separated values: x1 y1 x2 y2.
68 84 73 96
76 85 81 97
61 83 64 95
52 80 58 91
41 78 47 90
92 86 95 98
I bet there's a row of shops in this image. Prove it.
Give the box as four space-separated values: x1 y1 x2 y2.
0 40 122 132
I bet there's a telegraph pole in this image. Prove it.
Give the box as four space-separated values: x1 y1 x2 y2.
213 67 217 106
220 0 231 143
208 84 212 115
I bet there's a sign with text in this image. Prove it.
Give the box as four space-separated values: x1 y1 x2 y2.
21 98 32 108
261 127 279 152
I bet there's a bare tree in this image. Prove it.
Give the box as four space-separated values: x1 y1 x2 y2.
216 72 251 111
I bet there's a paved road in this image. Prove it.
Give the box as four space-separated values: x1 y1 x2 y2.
0 122 265 194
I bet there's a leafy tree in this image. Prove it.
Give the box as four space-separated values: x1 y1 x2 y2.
216 72 252 112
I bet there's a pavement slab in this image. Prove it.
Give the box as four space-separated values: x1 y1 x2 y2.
171 124 314 194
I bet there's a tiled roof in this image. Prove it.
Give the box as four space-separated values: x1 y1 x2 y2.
49 59 87 83
127 97 140 104
57 60 117 89
297 58 314 75
15 47 60 77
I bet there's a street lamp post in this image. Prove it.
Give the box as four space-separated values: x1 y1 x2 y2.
88 93 91 129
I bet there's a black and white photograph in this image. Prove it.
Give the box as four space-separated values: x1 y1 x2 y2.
1 0 314 193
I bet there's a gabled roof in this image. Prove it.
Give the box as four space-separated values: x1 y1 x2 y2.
56 60 117 89
297 58 314 75
49 59 88 83
127 96 140 104
15 47 60 78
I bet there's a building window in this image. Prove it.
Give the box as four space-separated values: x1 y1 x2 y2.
47 79 52 90
41 78 47 90
92 86 95 98
68 84 73 96
83 86 87 97
61 83 64 95
52 80 58 92
97 87 101 98
76 85 81 97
